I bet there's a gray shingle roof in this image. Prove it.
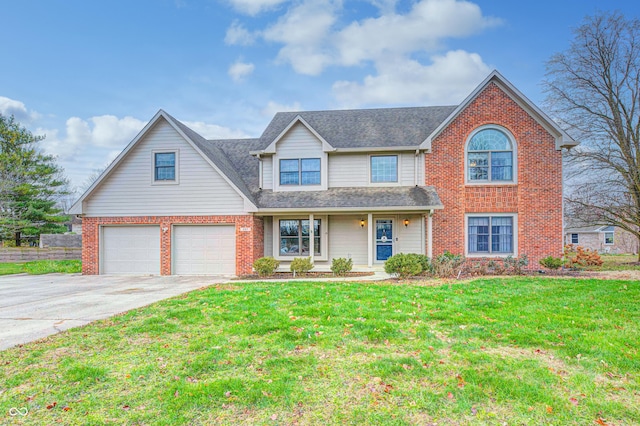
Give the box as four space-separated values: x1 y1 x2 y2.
259 106 457 149
254 186 442 210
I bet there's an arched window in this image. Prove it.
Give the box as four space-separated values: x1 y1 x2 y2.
467 128 514 182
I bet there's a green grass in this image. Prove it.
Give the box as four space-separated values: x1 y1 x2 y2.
0 260 81 275
0 278 638 425
589 254 640 271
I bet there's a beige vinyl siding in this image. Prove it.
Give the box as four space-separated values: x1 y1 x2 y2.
400 153 415 186
274 123 326 191
263 217 273 257
328 215 368 265
396 214 423 254
262 158 273 189
328 154 369 187
328 152 416 187
85 119 246 216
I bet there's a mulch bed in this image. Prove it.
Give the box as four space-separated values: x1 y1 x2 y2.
235 271 374 280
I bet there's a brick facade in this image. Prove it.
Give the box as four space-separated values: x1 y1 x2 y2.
82 215 263 275
425 82 563 265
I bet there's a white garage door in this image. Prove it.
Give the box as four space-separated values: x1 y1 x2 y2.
173 225 236 275
102 226 161 275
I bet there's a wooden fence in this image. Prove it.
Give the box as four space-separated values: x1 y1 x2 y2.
0 248 82 262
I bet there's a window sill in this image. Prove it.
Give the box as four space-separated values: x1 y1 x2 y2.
466 253 516 258
465 182 517 186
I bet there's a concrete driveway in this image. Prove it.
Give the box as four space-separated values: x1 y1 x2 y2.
0 274 229 351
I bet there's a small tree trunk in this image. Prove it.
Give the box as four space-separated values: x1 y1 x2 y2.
14 231 20 247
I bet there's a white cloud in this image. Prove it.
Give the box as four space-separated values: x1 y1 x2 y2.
333 50 491 107
227 0 290 15
228 60 255 82
0 96 39 121
262 0 337 75
225 21 257 45
261 100 302 117
182 121 250 139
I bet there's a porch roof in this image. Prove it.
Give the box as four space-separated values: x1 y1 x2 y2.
254 186 443 213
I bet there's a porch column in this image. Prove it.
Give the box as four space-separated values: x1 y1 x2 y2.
309 213 314 263
427 210 433 258
367 213 373 267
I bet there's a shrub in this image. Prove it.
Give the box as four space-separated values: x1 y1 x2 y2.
290 257 314 275
539 255 563 270
564 245 603 268
503 254 529 275
384 253 424 279
431 251 465 278
330 257 353 276
252 256 280 277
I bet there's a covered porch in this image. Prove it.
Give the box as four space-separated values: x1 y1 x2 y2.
254 186 443 272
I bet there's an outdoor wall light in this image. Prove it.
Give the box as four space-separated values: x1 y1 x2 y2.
404 218 410 227
360 219 365 228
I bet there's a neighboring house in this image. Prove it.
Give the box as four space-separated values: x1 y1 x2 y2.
70 71 577 275
564 224 639 254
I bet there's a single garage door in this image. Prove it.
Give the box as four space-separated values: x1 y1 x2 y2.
102 226 161 275
173 225 236 275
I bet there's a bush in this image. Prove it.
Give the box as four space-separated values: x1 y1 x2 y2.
252 256 280 277
431 251 465 278
539 255 563 270
564 245 603 267
384 253 424 279
290 257 314 275
503 254 529 275
330 257 353 276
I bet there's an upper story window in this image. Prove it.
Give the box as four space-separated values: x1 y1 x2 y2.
280 158 321 185
467 128 514 182
371 155 398 183
154 152 176 181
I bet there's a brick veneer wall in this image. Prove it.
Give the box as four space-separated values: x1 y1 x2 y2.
425 82 563 265
82 215 264 275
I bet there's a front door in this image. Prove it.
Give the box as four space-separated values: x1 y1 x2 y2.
375 219 393 261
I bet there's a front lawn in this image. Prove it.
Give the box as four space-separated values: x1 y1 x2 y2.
0 260 81 276
591 254 640 271
0 278 638 425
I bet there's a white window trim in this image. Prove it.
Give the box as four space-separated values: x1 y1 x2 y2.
272 215 328 261
151 149 180 185
464 125 518 186
604 231 614 245
369 154 401 186
465 213 518 258
273 153 328 192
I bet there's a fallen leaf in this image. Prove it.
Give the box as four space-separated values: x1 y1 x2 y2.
447 392 454 400
270 414 278 421
62 406 71 412
174 391 179 398
471 407 478 415
262 391 272 397
224 391 232 397
122 405 130 410
569 397 579 406
546 406 553 414
25 394 36 402
595 418 609 426
46 402 57 410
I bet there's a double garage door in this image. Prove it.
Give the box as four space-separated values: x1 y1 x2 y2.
101 225 236 275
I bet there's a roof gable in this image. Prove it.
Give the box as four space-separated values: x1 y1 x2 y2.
69 110 257 214
263 115 334 154
420 70 577 151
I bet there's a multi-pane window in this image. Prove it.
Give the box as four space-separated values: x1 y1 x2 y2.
468 216 513 254
371 155 398 183
279 219 321 256
280 158 321 185
468 129 513 182
603 226 615 244
154 152 176 181
571 233 579 244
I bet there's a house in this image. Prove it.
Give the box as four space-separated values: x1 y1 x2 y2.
564 223 639 254
69 70 577 275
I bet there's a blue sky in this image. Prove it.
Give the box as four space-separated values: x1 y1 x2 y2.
1 0 639 194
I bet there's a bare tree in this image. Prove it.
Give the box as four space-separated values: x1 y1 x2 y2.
545 11 640 259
